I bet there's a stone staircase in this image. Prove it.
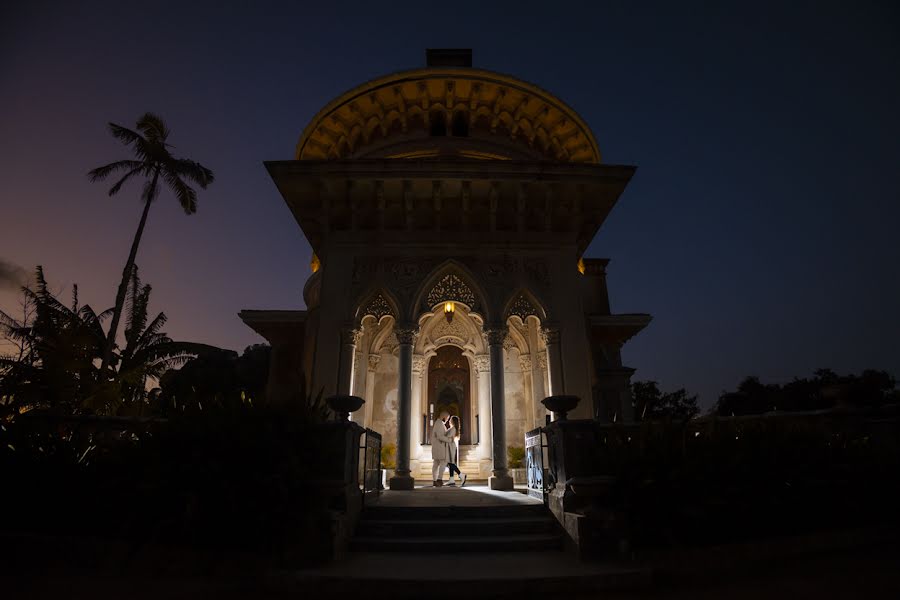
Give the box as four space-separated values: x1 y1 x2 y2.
414 445 485 481
351 503 563 553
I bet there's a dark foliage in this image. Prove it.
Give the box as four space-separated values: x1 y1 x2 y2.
714 369 899 416
632 381 700 421
155 344 271 416
0 266 217 416
0 380 334 570
577 410 900 554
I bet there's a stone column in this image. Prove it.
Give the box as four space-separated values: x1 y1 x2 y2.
363 353 380 428
389 324 417 490
410 354 427 460
485 326 513 490
544 326 564 396
474 354 492 458
519 354 538 430
337 327 360 395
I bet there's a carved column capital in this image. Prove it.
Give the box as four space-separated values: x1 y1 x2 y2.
394 324 419 346
411 354 427 375
340 327 362 346
367 353 381 372
541 326 561 346
483 326 507 347
538 350 548 370
474 354 492 373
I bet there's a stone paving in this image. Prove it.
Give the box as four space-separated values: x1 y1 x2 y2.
374 484 543 508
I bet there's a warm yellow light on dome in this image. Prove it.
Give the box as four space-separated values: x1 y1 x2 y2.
310 253 321 273
577 258 586 275
444 301 455 323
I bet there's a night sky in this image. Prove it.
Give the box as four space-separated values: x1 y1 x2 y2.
3 1 899 408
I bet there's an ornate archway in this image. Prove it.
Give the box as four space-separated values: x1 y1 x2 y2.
427 345 472 445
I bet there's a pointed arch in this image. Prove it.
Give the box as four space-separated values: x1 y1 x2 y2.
411 259 492 322
354 286 401 327
502 287 549 323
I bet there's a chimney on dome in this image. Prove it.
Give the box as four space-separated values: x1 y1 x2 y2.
426 49 472 67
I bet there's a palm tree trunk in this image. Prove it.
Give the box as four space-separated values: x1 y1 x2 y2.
99 176 157 379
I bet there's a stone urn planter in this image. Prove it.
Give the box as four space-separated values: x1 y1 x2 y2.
325 395 365 421
541 395 580 420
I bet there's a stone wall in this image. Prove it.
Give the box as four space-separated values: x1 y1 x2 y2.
371 351 399 449
503 347 527 453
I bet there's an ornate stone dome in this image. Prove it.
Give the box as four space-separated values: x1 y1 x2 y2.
296 62 601 163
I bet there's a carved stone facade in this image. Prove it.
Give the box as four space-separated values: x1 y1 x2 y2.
240 51 651 483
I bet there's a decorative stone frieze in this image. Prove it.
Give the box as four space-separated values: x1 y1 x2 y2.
424 273 477 311
507 293 540 322
360 293 393 321
519 353 533 372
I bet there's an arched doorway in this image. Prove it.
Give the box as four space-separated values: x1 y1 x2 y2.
428 345 471 445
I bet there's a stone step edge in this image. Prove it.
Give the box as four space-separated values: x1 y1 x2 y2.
358 516 556 526
353 533 563 545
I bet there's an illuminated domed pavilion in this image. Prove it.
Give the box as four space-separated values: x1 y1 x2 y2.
240 49 650 490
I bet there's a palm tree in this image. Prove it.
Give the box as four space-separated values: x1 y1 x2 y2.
88 113 214 379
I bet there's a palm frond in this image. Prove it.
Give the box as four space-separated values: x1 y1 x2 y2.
108 123 143 146
87 160 143 183
173 158 214 188
106 165 145 197
163 171 197 214
136 312 168 348
136 113 170 142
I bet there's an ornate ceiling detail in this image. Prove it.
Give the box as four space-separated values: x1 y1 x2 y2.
360 293 393 321
507 293 540 322
425 274 477 311
296 68 601 163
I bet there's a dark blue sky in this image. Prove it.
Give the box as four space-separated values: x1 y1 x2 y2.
3 1 899 408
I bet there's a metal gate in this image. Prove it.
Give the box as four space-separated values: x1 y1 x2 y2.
525 427 548 503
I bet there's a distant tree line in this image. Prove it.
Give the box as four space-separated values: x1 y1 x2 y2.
714 369 898 416
633 368 898 421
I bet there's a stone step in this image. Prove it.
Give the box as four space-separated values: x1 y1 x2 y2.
415 464 481 474
279 551 652 598
361 504 548 520
357 516 557 537
350 532 564 553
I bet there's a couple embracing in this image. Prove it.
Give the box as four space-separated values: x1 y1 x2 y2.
430 410 467 487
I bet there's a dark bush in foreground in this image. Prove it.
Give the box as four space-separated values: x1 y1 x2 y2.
0 410 333 569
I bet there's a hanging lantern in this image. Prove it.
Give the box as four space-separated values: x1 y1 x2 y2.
444 301 455 323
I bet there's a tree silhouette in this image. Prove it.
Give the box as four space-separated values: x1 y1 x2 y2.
0 266 109 412
632 381 700 421
105 267 218 414
88 113 214 380
0 266 216 415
